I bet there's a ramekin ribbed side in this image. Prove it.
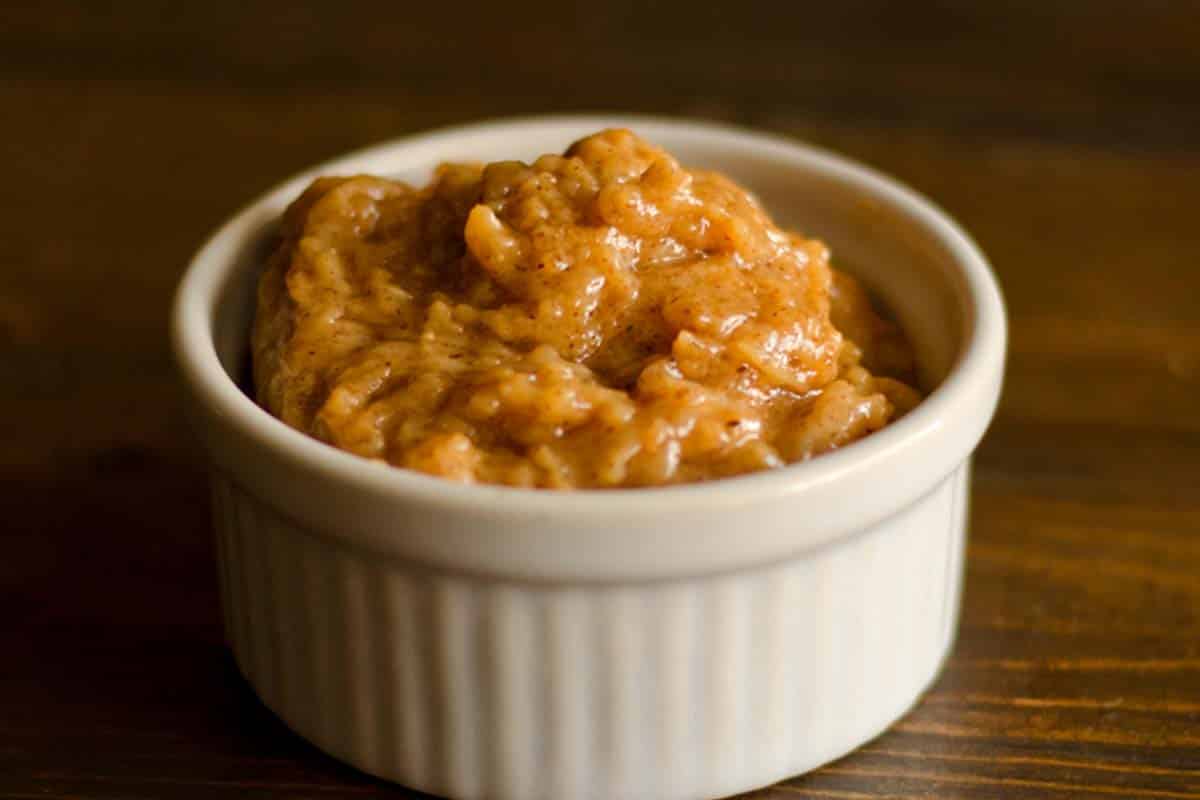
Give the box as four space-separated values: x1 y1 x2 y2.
211 463 968 800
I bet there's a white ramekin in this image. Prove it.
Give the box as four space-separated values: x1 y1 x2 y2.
172 116 1005 800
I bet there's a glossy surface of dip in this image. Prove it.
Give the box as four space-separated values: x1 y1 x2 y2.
252 130 921 488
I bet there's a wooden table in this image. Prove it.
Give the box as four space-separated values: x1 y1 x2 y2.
4 2 1199 797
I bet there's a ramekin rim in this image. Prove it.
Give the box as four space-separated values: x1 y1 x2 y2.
171 113 1006 518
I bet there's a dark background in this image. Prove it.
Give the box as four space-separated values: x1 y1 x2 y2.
4 2 1199 797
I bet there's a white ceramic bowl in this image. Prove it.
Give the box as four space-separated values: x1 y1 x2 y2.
172 116 1005 800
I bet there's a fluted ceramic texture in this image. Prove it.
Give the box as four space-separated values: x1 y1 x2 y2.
211 464 968 800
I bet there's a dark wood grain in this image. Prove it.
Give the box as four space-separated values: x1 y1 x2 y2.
3 1 1200 797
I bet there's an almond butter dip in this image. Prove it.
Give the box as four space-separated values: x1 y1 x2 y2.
252 129 921 488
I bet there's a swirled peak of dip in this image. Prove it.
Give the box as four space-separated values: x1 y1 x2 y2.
252 129 922 488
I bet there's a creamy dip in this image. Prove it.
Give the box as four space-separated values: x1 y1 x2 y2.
252 129 921 488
